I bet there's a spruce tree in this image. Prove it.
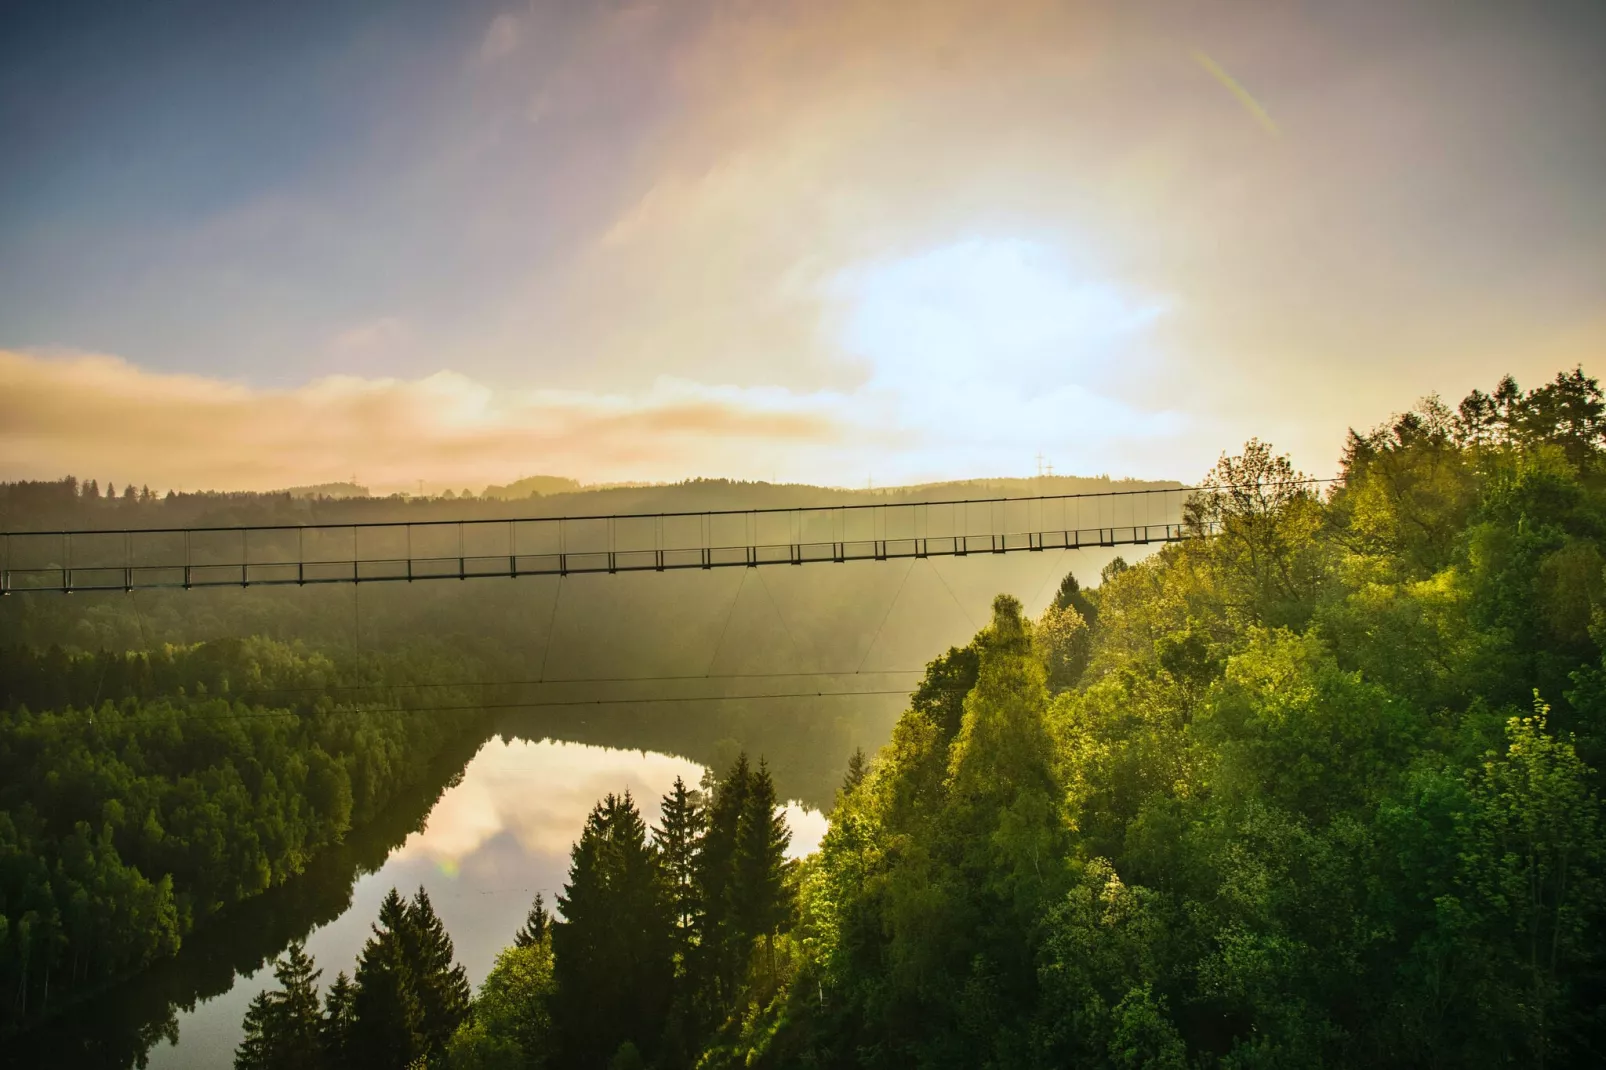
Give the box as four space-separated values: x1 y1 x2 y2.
694 753 752 982
349 889 423 1069
553 792 676 1068
402 887 470 1063
655 777 706 939
732 759 792 980
234 941 325 1070
514 892 552 949
321 971 355 1065
843 747 869 794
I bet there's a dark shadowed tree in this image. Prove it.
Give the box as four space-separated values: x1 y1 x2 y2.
234 942 325 1070
553 792 676 1068
514 893 552 949
402 887 470 1063
732 758 792 979
655 776 705 942
349 889 423 1069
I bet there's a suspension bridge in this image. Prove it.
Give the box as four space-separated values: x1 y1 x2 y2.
1 484 1220 595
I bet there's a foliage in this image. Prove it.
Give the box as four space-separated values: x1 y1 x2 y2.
0 637 487 1033
675 367 1606 1068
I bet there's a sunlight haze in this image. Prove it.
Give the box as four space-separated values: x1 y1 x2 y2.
4 0 1602 490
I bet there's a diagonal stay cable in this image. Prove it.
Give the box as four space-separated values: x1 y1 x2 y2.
704 568 749 677
752 565 807 672
927 557 978 632
537 574 564 682
1027 547 1070 615
857 558 916 673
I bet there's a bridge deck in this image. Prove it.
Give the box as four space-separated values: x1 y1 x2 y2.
1 488 1202 594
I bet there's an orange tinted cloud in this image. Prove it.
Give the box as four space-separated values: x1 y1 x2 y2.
0 350 842 492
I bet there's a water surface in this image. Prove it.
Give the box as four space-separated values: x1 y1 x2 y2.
79 736 824 1069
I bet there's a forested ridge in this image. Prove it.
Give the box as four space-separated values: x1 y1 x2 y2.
0 638 492 1033
227 367 1606 1068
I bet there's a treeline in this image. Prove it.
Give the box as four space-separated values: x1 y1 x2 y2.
0 638 491 1034
0 473 1180 536
235 752 797 1069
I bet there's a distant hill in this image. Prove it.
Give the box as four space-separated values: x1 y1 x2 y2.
481 475 584 500
281 481 371 500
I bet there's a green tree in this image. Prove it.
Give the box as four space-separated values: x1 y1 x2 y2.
349 889 423 1069
695 754 753 1005
552 793 676 1068
654 778 705 941
322 970 356 1065
514 893 552 950
841 746 869 795
404 887 471 1064
1451 701 1606 1065
235 942 325 1070
446 936 554 1069
732 759 792 980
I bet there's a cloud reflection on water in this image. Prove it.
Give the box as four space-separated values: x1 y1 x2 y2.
149 737 830 1069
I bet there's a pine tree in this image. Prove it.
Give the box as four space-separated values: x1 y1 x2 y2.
655 777 705 939
514 892 552 949
843 747 869 794
321 971 355 1065
234 941 325 1070
689 753 763 1011
349 889 423 1069
732 759 792 981
553 792 676 1068
403 886 471 1063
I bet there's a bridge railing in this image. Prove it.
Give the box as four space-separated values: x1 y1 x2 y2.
0 487 1212 594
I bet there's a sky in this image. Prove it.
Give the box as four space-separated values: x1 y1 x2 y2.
1 0 1603 493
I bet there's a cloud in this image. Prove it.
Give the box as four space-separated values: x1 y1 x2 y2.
479 11 522 62
395 739 705 865
0 349 845 492
327 317 410 361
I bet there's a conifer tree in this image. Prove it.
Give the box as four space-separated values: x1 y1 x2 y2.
321 971 355 1065
553 792 676 1068
693 753 753 1004
234 941 325 1070
733 759 792 980
514 893 552 949
842 747 869 794
655 776 705 939
349 889 423 1069
402 887 471 1063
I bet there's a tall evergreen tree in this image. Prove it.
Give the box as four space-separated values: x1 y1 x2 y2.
402 887 471 1064
514 893 552 949
655 777 706 940
842 747 869 794
321 971 355 1066
553 793 676 1068
692 754 755 1007
234 942 325 1070
732 759 792 980
349 889 423 1069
